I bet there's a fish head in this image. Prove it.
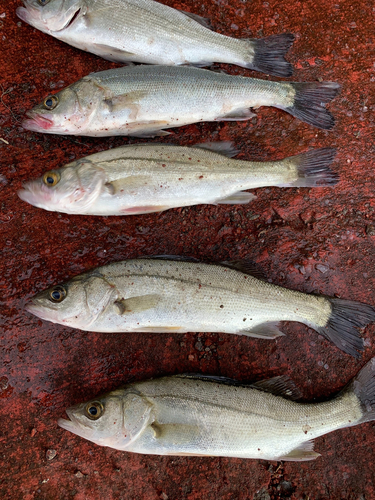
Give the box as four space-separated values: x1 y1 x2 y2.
58 389 153 450
18 161 107 213
22 79 101 134
58 392 126 448
17 0 85 33
26 273 118 329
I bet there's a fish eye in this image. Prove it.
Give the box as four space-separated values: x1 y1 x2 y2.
85 401 104 420
43 95 59 110
37 0 50 5
48 286 67 303
42 171 60 187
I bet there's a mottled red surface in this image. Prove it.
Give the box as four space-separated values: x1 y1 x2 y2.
1 0 375 498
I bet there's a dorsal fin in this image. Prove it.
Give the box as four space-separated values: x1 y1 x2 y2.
178 10 213 29
141 255 201 263
250 375 302 401
220 260 266 280
194 141 239 158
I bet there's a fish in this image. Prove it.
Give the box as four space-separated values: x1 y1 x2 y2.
58 358 375 459
22 65 340 137
17 143 338 215
16 0 294 77
26 257 375 357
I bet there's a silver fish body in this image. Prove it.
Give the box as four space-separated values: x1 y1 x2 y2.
22 65 340 136
26 258 375 356
18 143 338 215
58 359 375 459
17 0 294 76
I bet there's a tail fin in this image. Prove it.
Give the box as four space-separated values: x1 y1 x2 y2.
283 82 340 129
347 357 375 424
316 298 375 358
281 148 339 187
248 33 295 77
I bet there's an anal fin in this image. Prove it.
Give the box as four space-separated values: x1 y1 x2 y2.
240 321 284 339
278 440 320 462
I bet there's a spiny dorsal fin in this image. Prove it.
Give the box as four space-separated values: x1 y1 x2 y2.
175 374 301 402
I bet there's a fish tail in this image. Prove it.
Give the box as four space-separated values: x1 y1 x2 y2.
246 33 295 77
315 298 375 357
283 82 340 129
279 148 339 188
346 357 375 424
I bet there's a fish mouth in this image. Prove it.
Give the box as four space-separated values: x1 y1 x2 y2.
18 181 57 210
25 301 59 323
18 184 42 207
22 113 54 132
16 6 31 23
57 414 79 434
58 409 96 441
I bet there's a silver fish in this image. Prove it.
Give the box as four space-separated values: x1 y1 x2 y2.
26 257 375 357
17 0 294 77
58 358 375 459
18 143 338 215
22 65 340 136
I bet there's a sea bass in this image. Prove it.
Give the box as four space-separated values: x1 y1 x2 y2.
18 143 338 216
22 65 340 137
26 258 375 357
58 358 375 460
16 0 294 77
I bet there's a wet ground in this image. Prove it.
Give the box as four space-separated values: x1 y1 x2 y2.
1 0 375 498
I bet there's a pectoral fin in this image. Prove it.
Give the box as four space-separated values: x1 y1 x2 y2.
150 421 203 447
124 121 171 138
105 175 150 195
104 90 149 116
114 294 160 314
278 440 321 461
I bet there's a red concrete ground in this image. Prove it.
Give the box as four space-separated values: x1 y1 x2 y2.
1 0 375 498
